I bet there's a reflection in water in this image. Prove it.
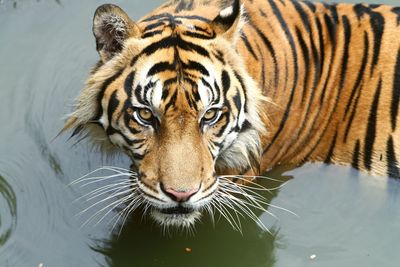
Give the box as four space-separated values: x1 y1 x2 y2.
0 174 17 246
0 0 62 9
95 206 279 267
89 169 293 267
25 115 63 176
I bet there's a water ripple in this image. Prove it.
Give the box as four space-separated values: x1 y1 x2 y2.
0 174 17 247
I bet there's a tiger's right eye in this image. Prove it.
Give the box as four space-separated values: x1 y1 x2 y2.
136 108 154 125
201 108 221 126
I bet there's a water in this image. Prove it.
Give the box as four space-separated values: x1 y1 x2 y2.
1 0 400 266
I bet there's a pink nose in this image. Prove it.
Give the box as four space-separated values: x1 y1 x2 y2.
161 185 199 202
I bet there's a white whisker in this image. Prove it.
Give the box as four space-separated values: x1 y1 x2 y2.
74 180 133 202
81 193 134 228
218 174 283 183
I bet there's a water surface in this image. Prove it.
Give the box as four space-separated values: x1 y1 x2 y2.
1 0 400 266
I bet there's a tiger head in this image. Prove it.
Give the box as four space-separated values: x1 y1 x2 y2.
64 0 267 228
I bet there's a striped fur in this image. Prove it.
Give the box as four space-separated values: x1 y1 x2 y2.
64 0 400 227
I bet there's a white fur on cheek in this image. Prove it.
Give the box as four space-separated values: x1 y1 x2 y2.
109 133 126 148
99 113 108 129
151 81 163 108
198 81 211 107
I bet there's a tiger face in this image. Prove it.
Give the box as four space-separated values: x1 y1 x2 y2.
65 1 266 227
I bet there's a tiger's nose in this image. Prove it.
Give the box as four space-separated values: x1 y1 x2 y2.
160 183 199 202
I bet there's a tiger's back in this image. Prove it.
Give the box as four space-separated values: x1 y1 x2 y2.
153 0 400 177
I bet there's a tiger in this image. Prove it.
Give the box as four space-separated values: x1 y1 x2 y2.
63 0 400 228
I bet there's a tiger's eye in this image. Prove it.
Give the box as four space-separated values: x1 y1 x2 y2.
138 108 153 122
202 108 220 124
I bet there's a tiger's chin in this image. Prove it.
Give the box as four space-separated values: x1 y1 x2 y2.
150 206 202 228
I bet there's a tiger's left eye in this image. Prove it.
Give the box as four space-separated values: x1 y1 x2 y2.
202 108 221 125
137 108 154 124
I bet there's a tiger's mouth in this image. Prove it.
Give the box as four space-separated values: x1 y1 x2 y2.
158 206 194 215
150 205 202 227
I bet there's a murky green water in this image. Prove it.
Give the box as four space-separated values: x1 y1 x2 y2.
1 0 400 266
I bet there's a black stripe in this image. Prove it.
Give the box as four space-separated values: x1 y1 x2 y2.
241 120 251 132
182 31 215 40
141 13 170 22
303 1 316 12
259 41 266 90
183 60 209 76
338 15 351 92
387 135 400 178
295 26 310 105
392 7 400 26
391 49 400 131
142 30 164 39
134 85 146 105
232 88 242 114
143 21 165 32
304 18 320 105
142 36 209 57
343 81 363 142
240 32 258 60
329 4 339 23
369 4 381 9
292 0 311 33
163 77 178 87
124 71 134 100
213 50 225 65
316 17 325 79
318 13 337 104
176 37 209 57
324 130 338 164
194 25 212 34
95 69 124 121
124 114 141 135
107 90 119 126
344 32 369 118
352 139 361 170
364 78 382 171
213 80 221 104
147 61 176 76
164 89 178 112
323 13 336 48
250 22 279 88
108 126 140 145
185 78 200 102
174 15 210 22
130 55 139 66
214 113 230 138
142 36 176 55
221 70 230 94
131 152 145 160
184 90 193 108
233 71 247 112
369 11 384 74
353 4 370 19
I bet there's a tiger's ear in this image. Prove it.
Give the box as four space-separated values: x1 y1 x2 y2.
211 0 242 41
93 4 141 62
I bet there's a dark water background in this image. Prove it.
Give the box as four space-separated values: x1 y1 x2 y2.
1 0 400 266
